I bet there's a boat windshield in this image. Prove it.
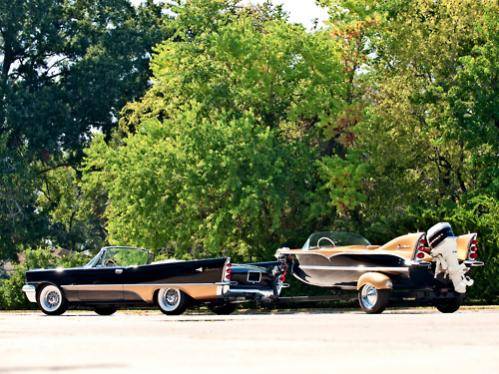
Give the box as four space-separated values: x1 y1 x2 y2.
85 246 151 268
302 231 370 250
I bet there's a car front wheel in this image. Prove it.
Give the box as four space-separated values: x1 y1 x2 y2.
358 284 390 314
157 288 188 315
37 284 68 316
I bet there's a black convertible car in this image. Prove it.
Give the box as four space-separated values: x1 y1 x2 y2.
22 246 287 315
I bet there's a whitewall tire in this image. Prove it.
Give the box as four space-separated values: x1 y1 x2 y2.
37 284 68 316
157 288 188 315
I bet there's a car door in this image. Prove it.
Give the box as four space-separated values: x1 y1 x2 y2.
74 266 125 302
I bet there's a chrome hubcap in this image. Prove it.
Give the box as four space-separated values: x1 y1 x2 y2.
47 291 60 306
158 288 181 312
165 289 179 305
361 285 378 309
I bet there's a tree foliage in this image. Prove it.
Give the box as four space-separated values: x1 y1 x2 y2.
1 0 497 303
121 0 344 144
0 0 168 257
36 166 107 251
85 109 316 260
0 136 45 259
319 0 498 299
84 1 346 259
320 0 498 218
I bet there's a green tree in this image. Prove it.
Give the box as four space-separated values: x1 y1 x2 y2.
0 135 46 259
83 1 346 259
36 166 107 251
121 0 344 142
321 0 498 222
0 0 169 257
319 0 498 301
85 109 316 260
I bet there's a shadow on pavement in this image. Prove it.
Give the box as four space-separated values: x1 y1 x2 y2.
0 363 127 372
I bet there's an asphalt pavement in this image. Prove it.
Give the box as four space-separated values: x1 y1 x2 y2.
1 307 498 373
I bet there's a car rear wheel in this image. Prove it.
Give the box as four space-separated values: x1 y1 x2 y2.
208 303 237 315
37 284 68 316
358 284 390 314
157 288 188 315
94 307 117 316
435 294 463 313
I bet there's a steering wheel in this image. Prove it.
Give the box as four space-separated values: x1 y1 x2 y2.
317 236 335 248
104 258 118 267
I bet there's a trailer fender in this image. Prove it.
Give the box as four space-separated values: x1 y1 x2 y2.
357 272 393 290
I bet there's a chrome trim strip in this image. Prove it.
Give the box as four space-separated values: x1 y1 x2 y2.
327 251 410 262
22 285 37 303
61 282 223 290
299 265 409 273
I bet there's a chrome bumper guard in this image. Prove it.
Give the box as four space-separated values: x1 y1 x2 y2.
215 281 234 297
463 260 484 267
22 285 37 303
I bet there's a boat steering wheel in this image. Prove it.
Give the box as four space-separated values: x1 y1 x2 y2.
317 236 335 247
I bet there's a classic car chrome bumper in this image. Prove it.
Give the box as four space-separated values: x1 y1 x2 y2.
463 260 484 267
22 285 37 303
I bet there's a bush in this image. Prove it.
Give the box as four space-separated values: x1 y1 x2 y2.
0 247 88 310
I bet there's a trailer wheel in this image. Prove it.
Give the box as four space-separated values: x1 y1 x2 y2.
358 284 390 314
435 294 463 313
94 307 117 315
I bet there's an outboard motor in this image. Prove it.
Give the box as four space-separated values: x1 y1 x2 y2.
427 222 473 293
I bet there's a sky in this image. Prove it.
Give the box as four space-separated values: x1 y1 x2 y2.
244 0 329 29
131 1 329 29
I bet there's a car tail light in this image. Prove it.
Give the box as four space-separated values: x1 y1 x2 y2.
417 238 431 253
468 238 478 260
279 271 287 283
416 251 425 259
224 262 232 281
415 236 431 260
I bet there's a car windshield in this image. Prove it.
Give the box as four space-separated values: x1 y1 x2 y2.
85 246 151 268
302 231 370 250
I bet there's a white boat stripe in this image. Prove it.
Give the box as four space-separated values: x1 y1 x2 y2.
299 265 409 272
